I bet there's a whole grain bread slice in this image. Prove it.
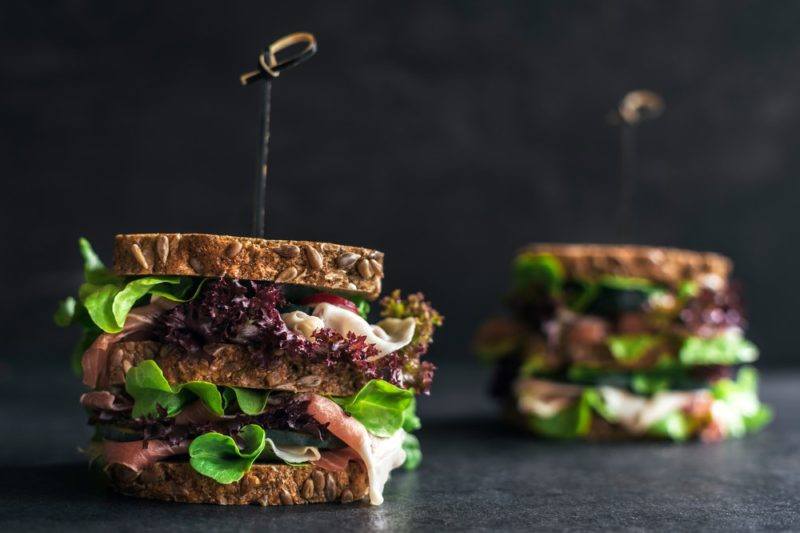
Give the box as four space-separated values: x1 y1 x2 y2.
113 233 384 299
107 460 368 505
522 243 732 287
105 341 370 396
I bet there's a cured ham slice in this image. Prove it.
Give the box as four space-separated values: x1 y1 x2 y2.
174 400 221 426
315 448 361 472
102 439 188 472
80 391 131 412
82 299 177 388
305 394 406 505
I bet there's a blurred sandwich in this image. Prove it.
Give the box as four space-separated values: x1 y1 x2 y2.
475 244 770 441
56 233 441 505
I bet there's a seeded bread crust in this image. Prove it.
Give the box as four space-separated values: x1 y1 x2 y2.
105 341 368 396
522 243 732 286
113 233 384 299
108 461 369 505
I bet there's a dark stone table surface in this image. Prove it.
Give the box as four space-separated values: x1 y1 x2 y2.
1 358 798 532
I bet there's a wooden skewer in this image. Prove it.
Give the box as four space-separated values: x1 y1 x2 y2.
240 32 317 237
614 90 665 240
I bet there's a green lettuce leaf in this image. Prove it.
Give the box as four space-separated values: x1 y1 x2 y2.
597 275 659 293
226 387 269 415
401 396 422 432
647 411 692 441
53 297 76 327
679 333 759 366
56 239 204 373
527 392 593 439
710 366 772 436
346 296 371 320
125 360 223 418
512 253 564 295
677 280 699 299
189 424 266 484
70 326 101 374
79 237 118 285
401 433 422 471
331 379 414 438
83 276 194 333
606 334 660 364
582 388 615 422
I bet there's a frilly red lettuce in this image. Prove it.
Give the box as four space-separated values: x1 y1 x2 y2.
155 279 410 387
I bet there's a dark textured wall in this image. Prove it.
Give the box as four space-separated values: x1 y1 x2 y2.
2 1 799 368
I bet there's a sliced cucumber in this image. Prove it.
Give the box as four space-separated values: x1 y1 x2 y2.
264 429 344 450
96 424 144 442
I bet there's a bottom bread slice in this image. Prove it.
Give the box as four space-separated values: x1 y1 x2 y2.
107 461 369 506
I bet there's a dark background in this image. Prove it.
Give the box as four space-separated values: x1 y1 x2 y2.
2 0 799 375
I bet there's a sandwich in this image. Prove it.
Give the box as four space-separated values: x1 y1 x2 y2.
55 233 442 505
475 244 771 441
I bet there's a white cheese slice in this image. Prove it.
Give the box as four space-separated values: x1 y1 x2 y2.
281 302 415 359
361 429 407 505
263 439 321 464
598 386 697 433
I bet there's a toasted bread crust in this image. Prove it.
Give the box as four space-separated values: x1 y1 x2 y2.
522 243 732 286
108 461 369 505
106 341 368 396
113 233 384 299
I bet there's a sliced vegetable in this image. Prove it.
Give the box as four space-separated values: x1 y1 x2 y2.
261 429 341 449
597 276 659 293
300 292 359 315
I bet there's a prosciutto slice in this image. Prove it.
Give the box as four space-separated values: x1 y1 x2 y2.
315 448 361 472
82 299 177 388
174 400 221 426
305 394 406 505
80 391 131 412
102 439 188 472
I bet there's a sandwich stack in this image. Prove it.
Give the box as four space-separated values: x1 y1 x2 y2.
475 244 770 441
56 233 441 505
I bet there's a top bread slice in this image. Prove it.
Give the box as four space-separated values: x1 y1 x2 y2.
522 243 732 287
113 233 384 299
